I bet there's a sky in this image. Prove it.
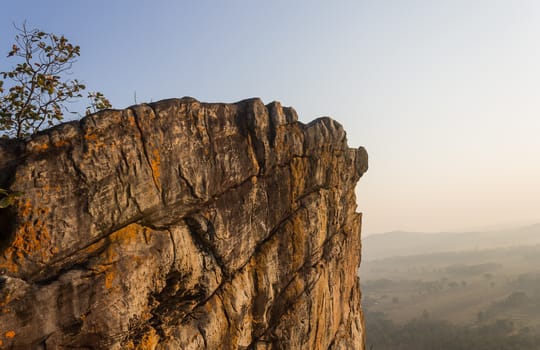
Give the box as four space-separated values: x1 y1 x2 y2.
1 1 539 235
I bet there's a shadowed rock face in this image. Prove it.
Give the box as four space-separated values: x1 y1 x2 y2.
0 97 368 350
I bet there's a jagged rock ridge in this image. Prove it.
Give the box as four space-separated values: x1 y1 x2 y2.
0 97 368 349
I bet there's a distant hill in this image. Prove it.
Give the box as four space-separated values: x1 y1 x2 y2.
362 223 540 261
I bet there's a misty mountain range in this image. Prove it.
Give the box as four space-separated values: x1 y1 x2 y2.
362 223 540 261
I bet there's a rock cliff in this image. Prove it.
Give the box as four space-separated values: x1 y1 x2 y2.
0 97 368 349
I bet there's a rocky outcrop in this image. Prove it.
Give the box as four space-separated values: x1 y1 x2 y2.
0 97 368 349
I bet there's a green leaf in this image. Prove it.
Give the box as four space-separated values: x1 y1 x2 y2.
0 197 11 208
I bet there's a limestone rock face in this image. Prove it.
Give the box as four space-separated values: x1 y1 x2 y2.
0 98 368 349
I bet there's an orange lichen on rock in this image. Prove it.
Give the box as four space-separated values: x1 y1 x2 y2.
0 287 13 310
84 133 98 141
30 142 49 153
149 148 161 189
127 113 137 127
5 331 15 338
93 224 144 290
135 328 159 350
19 198 32 217
0 199 52 273
0 258 18 274
53 139 69 148
83 132 106 149
104 270 115 290
13 208 52 262
109 223 143 245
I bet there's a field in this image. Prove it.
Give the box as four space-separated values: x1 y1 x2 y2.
362 245 540 328
360 225 540 349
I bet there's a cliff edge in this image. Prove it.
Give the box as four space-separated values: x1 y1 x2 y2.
0 97 368 349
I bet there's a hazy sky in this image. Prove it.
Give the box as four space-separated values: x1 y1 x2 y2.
2 1 539 235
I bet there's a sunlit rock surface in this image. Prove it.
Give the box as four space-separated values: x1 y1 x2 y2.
0 97 368 349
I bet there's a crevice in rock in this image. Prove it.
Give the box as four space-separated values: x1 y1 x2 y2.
326 332 341 349
166 228 177 270
66 137 88 185
247 263 321 348
33 262 89 286
177 190 328 344
27 217 153 282
0 206 16 255
149 271 209 340
247 223 351 347
0 143 23 257
217 293 232 330
201 108 215 156
24 169 264 281
140 149 343 231
179 186 336 330
265 103 278 148
129 107 162 199
197 324 208 349
236 104 268 174
231 185 336 279
184 216 227 277
177 165 199 200
326 324 341 350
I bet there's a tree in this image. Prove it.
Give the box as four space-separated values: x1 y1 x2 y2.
0 23 111 138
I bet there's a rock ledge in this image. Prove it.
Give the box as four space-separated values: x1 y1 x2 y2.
0 98 367 349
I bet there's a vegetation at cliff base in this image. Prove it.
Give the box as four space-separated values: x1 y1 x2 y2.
362 228 540 350
365 309 540 350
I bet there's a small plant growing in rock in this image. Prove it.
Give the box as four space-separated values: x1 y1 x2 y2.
86 92 111 116
0 188 21 208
